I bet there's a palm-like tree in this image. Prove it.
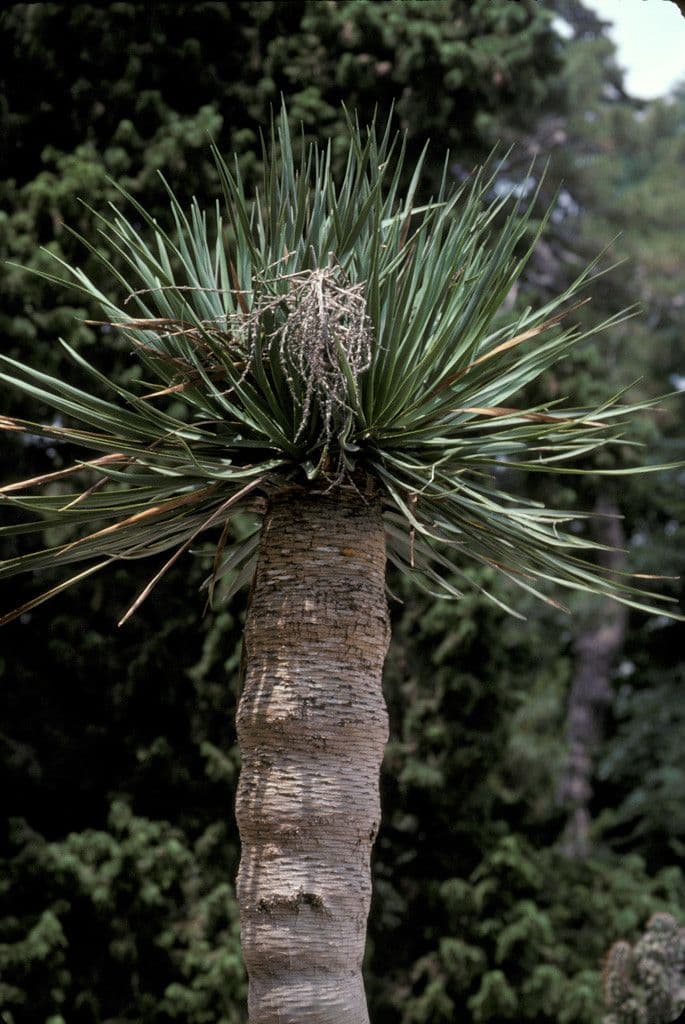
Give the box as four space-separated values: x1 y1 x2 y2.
1 110 679 1023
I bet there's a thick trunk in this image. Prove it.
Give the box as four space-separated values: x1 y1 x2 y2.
236 488 390 1024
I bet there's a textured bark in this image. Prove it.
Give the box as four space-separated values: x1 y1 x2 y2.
559 496 628 859
236 488 390 1024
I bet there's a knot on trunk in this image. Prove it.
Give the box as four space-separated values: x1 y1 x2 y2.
257 889 330 916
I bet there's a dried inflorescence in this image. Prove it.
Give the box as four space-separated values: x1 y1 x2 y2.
603 913 685 1024
242 265 373 451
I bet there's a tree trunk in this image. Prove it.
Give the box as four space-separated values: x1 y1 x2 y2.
558 495 628 859
236 487 390 1023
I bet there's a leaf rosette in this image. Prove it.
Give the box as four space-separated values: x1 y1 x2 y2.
1 108 680 624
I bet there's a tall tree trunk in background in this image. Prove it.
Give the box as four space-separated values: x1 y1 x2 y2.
559 495 628 859
236 488 390 1024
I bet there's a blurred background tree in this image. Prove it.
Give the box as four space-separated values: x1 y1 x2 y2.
0 2 683 1022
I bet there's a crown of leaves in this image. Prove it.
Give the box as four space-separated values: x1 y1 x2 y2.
1 107 680 626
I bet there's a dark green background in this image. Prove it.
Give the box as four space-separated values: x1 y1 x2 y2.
1 3 683 1021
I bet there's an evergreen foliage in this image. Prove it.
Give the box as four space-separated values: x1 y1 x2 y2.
367 581 685 1022
1 806 245 1023
539 23 685 868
